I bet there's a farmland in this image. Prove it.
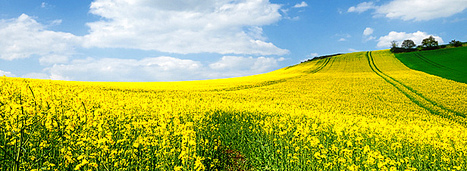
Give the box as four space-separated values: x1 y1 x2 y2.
1 50 466 170
395 46 467 84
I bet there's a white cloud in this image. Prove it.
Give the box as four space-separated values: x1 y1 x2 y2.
210 56 253 70
0 70 15 77
246 26 266 41
0 14 81 63
363 27 376 41
39 54 71 65
208 56 281 78
348 2 376 13
251 57 280 72
309 53 319 57
49 19 62 26
22 72 49 80
376 0 467 21
294 2 308 8
447 17 467 23
45 57 203 81
336 33 351 42
363 27 374 36
349 0 467 21
284 16 300 21
348 48 360 52
28 56 283 81
301 53 319 62
377 31 444 48
83 0 288 55
366 36 376 41
281 5 302 21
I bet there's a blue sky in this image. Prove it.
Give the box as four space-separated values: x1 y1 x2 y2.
1 0 466 81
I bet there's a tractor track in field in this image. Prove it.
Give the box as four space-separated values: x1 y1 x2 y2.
211 56 334 92
306 57 332 74
366 51 466 125
211 79 289 92
413 53 457 71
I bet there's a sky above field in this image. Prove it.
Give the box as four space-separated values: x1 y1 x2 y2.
1 0 466 81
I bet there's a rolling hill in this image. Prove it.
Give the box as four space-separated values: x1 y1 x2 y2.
395 46 467 84
1 50 466 170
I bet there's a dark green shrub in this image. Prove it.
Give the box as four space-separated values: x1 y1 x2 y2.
450 40 463 47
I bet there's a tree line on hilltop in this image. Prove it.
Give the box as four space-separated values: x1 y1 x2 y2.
302 36 464 63
390 36 464 53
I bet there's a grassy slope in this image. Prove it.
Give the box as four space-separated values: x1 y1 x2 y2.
394 46 467 84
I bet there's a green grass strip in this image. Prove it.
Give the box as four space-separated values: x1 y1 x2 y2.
395 47 467 84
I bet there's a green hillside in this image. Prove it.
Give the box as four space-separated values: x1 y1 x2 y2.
395 46 467 84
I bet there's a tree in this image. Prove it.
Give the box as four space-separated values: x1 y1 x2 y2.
450 39 463 47
390 40 398 53
391 40 398 49
421 36 438 49
401 39 416 49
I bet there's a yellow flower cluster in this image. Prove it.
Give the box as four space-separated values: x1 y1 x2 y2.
0 50 466 170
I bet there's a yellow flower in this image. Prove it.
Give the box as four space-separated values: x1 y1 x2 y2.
174 166 183 171
89 162 98 168
1 49 467 170
133 142 140 148
314 152 321 160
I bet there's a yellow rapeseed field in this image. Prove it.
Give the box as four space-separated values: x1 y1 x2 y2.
1 50 466 170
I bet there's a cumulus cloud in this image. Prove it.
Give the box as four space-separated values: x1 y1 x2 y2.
363 27 376 41
0 14 81 63
45 57 203 81
294 2 308 8
377 31 444 48
83 0 288 55
0 70 16 77
26 56 283 81
349 0 467 21
0 2 289 82
209 56 281 78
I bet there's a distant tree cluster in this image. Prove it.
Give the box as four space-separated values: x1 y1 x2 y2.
421 36 439 50
390 39 418 53
391 36 464 53
450 40 463 47
401 40 416 49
